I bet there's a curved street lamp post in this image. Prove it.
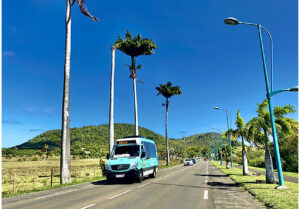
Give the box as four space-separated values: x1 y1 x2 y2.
224 17 298 188
214 107 233 169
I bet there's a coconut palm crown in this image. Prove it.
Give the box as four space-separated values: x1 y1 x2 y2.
156 82 182 100
114 30 157 80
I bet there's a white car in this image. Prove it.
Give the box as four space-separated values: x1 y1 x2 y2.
184 158 194 166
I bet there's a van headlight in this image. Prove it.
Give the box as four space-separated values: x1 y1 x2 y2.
131 162 138 170
106 163 111 170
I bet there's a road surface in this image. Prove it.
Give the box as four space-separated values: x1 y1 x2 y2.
3 160 264 209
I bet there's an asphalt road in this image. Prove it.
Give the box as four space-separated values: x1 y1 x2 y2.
3 161 264 209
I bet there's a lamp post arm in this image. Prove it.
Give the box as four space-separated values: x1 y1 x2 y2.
269 89 288 97
261 25 274 92
239 22 274 91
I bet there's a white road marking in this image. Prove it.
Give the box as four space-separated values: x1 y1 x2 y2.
35 189 77 200
204 190 208 200
137 183 150 188
107 190 132 200
81 204 96 209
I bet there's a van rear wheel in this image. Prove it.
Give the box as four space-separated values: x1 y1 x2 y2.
137 169 144 183
149 167 156 178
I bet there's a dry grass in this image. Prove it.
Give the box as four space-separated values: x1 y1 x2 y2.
2 157 103 197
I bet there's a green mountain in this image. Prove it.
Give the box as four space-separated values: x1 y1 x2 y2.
5 123 221 158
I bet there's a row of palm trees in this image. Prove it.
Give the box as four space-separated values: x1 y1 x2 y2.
222 100 296 183
60 1 182 183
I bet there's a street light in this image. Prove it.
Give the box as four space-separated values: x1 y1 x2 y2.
224 17 298 189
214 107 233 169
212 127 223 165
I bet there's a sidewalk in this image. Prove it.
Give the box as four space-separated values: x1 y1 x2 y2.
207 162 265 209
234 164 298 183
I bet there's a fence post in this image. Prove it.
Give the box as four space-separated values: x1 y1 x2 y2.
13 173 16 194
33 170 36 189
51 168 53 186
84 166 87 180
75 169 77 182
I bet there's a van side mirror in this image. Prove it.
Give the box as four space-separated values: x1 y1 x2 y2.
141 152 146 158
106 154 110 159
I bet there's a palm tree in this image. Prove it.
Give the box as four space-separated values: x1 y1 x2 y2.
233 110 249 175
115 31 157 135
61 0 98 184
155 82 182 166
109 45 116 154
246 99 295 183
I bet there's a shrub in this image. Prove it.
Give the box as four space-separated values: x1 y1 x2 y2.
99 159 106 176
32 156 38 161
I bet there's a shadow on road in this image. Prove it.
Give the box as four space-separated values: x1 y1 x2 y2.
207 181 239 187
91 178 145 186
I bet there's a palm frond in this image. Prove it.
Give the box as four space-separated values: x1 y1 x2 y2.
77 0 98 22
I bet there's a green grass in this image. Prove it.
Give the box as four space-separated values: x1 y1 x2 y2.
212 161 298 209
233 163 298 178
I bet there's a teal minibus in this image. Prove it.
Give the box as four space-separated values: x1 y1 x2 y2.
105 136 159 183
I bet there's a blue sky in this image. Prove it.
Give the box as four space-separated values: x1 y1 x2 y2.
2 0 298 148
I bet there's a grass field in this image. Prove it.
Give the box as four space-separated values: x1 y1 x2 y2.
2 157 182 198
2 157 102 197
212 161 298 209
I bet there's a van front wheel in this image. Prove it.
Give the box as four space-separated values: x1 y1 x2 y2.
137 169 144 183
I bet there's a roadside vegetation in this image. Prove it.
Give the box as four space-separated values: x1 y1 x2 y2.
2 157 182 198
212 161 298 209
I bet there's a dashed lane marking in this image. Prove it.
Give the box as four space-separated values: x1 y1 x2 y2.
137 183 150 188
81 204 96 209
204 190 208 200
107 190 133 200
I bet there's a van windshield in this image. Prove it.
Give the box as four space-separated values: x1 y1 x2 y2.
112 145 140 158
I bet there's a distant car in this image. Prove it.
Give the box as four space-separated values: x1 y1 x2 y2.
204 157 208 161
184 158 194 166
192 158 196 164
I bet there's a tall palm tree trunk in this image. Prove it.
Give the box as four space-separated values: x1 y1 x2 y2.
109 46 116 154
265 146 276 183
133 77 139 135
165 98 170 166
241 137 249 175
60 0 72 184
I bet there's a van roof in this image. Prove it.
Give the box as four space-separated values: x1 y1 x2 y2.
123 135 145 138
116 136 155 145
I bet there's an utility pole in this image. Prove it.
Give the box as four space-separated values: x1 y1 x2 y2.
184 137 187 158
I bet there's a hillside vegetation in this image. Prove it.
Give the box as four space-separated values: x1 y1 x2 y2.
3 123 220 159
